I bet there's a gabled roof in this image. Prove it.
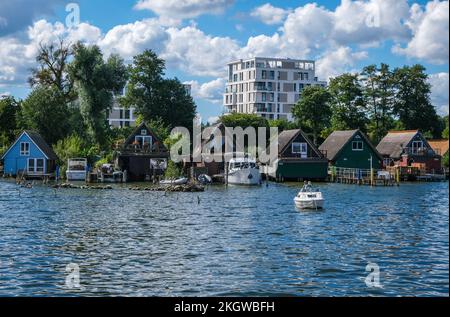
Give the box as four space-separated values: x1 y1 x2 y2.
1 130 58 160
278 129 323 157
376 130 420 158
427 139 449 156
124 122 167 151
319 129 382 161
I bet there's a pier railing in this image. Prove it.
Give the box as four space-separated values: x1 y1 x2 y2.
329 166 397 186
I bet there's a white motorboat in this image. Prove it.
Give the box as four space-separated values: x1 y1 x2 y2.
227 154 261 186
160 177 189 185
294 182 324 210
98 164 124 183
66 158 87 181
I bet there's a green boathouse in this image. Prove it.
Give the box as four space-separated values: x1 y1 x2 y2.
319 129 383 169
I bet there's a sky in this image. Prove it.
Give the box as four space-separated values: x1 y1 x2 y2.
0 0 448 123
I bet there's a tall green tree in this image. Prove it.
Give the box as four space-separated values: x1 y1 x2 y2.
361 65 379 136
328 73 368 131
20 87 71 145
377 64 395 132
0 96 19 143
122 50 196 130
29 39 74 100
392 64 438 135
292 85 331 145
68 43 128 147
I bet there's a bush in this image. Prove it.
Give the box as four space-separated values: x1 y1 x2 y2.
443 152 449 168
164 160 182 179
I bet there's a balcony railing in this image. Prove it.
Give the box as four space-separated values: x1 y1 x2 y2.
120 144 168 155
403 147 439 156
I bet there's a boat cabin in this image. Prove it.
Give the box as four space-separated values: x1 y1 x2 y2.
263 129 329 181
376 130 441 173
319 129 383 170
1 130 59 178
115 122 169 181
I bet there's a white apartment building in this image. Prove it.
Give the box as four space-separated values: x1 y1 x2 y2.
223 57 327 121
108 84 192 128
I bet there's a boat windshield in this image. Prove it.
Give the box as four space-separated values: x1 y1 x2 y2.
300 183 316 192
68 160 87 171
230 162 257 170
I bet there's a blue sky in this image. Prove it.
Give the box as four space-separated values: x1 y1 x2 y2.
0 0 448 122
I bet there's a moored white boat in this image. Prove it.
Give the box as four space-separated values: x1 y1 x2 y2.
66 158 87 181
294 182 324 210
160 177 189 185
227 154 261 186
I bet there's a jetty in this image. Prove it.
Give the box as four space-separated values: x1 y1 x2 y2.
329 167 398 186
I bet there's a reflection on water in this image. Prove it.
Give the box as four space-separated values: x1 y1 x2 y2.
0 180 448 296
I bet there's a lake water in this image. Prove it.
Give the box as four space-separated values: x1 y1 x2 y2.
0 180 448 297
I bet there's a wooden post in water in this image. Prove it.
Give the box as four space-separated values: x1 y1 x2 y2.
225 162 228 186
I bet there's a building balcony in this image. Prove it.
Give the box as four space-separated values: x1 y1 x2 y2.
118 144 169 156
402 147 440 156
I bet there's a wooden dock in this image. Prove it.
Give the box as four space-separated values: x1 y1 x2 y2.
329 167 398 186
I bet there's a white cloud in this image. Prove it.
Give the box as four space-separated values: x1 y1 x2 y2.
316 46 368 80
428 72 449 115
251 3 289 25
0 19 102 87
134 0 234 20
163 26 240 77
185 78 226 103
99 19 169 60
207 116 220 125
333 0 411 46
393 0 449 64
0 0 448 122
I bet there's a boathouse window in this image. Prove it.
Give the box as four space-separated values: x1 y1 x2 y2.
135 135 152 148
20 142 30 156
292 142 307 157
27 158 44 173
411 141 424 154
352 141 363 151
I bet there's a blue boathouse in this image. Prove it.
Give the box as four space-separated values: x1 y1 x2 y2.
1 131 59 177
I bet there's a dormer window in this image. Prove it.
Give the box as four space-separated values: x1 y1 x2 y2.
292 142 307 158
20 142 30 156
352 141 363 151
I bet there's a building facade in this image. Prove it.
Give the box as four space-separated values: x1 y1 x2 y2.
223 57 326 121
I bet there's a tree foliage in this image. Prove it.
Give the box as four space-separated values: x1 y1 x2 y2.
442 116 449 139
29 39 74 100
20 87 71 145
123 50 196 130
292 85 331 145
219 113 268 129
392 64 439 136
328 73 368 132
0 96 19 144
68 43 128 147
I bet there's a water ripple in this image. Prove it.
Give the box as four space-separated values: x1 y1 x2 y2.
0 180 448 296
